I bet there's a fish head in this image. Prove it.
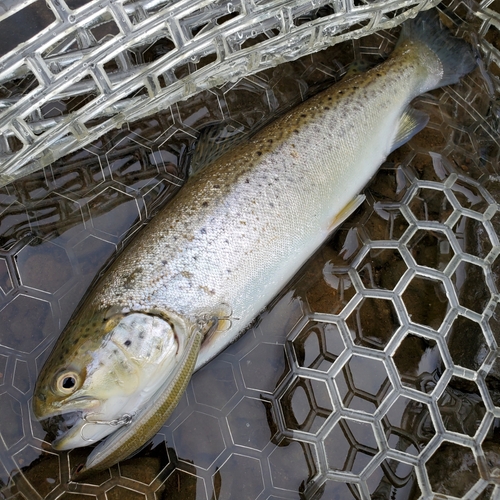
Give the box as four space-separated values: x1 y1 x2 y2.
33 306 190 451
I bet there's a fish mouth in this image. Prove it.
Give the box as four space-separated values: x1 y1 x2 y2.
41 406 135 451
40 411 86 448
41 409 109 450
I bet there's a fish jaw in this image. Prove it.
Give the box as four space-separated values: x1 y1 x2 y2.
50 395 134 450
33 387 110 451
52 416 105 451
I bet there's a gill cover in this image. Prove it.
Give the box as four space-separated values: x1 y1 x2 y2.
72 320 204 479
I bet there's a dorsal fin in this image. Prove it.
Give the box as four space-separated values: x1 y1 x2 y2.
189 122 248 176
344 60 372 79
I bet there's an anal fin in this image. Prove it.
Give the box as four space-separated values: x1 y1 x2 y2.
328 195 365 232
390 107 429 153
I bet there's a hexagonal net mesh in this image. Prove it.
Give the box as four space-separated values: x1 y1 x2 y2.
0 0 499 499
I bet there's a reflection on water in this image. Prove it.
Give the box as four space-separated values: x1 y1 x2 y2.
1 2 500 500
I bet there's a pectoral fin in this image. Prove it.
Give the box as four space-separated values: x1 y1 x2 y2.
390 107 429 153
328 195 365 232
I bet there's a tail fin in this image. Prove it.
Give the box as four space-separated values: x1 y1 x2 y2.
397 9 476 89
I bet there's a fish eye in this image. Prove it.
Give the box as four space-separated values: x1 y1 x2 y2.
55 371 80 395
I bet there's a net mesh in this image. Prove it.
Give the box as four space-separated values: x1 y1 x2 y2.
0 0 447 186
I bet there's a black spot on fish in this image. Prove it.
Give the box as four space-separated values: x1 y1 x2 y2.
139 332 145 339
324 106 330 110
300 113 307 117
124 340 132 347
256 151 262 156
162 260 167 265
202 201 208 207
214 184 220 189
200 228 207 234
245 178 250 183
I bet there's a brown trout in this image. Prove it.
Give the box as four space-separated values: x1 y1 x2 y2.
33 10 475 478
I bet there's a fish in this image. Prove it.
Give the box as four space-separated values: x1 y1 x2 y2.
32 10 475 478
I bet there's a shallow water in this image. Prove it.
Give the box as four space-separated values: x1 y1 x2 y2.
1 2 500 499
